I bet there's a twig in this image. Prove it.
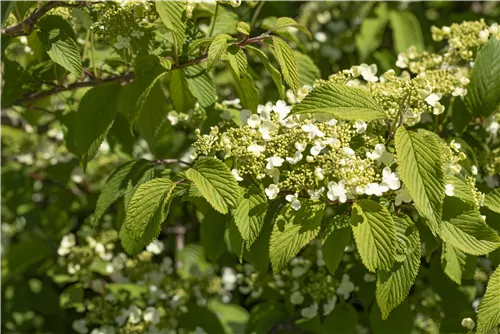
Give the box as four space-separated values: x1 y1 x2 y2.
156 159 192 167
250 1 265 30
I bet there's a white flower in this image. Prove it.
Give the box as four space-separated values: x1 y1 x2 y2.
246 114 261 128
327 181 347 203
128 305 142 324
265 184 280 200
365 183 387 196
222 267 238 290
310 140 325 156
143 307 161 324
425 93 442 106
363 273 376 283
301 124 325 139
396 53 408 68
259 120 278 140
130 30 144 38
258 102 273 120
314 167 325 181
146 239 164 255
295 142 306 152
114 35 131 49
471 165 478 175
301 303 318 319
239 109 252 124
354 120 367 134
445 184 455 196
273 100 291 120
167 110 179 125
232 169 243 181
286 151 303 165
72 319 89 334
247 144 265 157
290 291 304 305
286 194 301 211
58 233 76 256
395 186 412 206
323 295 337 315
452 87 467 96
342 147 355 156
433 102 445 115
461 317 475 330
308 187 324 200
367 143 394 166
381 167 400 190
266 157 284 170
487 121 499 137
359 63 378 82
336 274 355 300
479 29 490 43
450 163 461 174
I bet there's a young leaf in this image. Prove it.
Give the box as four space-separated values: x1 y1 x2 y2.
207 34 232 71
484 188 500 214
351 199 396 272
438 197 500 255
271 17 312 39
246 45 285 100
124 178 175 241
269 200 324 272
155 1 187 56
75 82 121 169
271 35 300 95
477 265 500 333
37 15 82 78
388 10 424 53
465 38 500 117
236 21 250 35
290 83 386 121
186 157 240 214
322 215 351 275
226 45 248 79
441 242 476 285
395 127 445 229
232 185 268 249
376 215 420 319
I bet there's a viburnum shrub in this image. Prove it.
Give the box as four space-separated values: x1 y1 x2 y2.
1 1 500 334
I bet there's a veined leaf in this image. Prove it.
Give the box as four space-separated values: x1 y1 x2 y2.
290 83 386 121
236 21 250 35
441 242 476 285
477 265 500 333
438 197 500 256
269 200 324 272
388 10 424 53
376 215 420 319
395 127 445 230
37 15 82 78
294 51 321 87
271 35 300 95
231 70 258 113
446 175 479 207
232 185 268 249
207 34 232 71
271 17 312 39
226 45 247 79
75 82 121 169
124 178 175 240
186 157 240 214
155 1 187 56
169 69 196 112
246 45 285 100
465 38 500 117
184 64 217 111
200 206 228 263
322 215 351 275
351 199 396 272
484 188 500 214
356 3 389 61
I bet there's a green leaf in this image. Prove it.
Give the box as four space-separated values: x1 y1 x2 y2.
207 34 232 71
0 59 36 108
446 174 478 207
184 64 217 111
246 45 285 100
124 178 175 241
60 284 84 309
291 83 386 121
376 214 420 319
441 242 476 285
75 82 121 169
186 157 240 214
322 215 351 275
388 10 424 53
321 304 358 334
231 70 259 113
211 5 238 36
227 45 248 79
200 207 228 263
271 17 312 39
356 3 389 61
370 302 414 334
465 38 500 117
169 69 196 112
155 1 187 56
232 185 268 249
438 197 500 256
94 159 153 223
351 199 396 272
271 35 300 94
294 51 321 87
37 15 82 78
236 21 250 35
207 299 250 334
395 127 445 229
451 97 472 135
1 2 15 26
477 265 500 333
269 200 324 272
484 188 500 214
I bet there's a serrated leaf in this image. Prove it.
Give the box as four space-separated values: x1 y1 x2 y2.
236 21 250 35
246 45 285 100
351 199 396 272
186 157 240 214
169 69 196 112
226 45 247 79
451 96 472 135
155 1 187 56
446 174 478 207
376 214 420 319
322 215 351 275
200 207 228 262
484 188 500 214
294 51 321 87
124 178 175 241
37 15 82 78
477 265 500 333
438 197 500 255
184 64 217 111
231 70 258 113
232 185 268 249
356 3 389 61
388 10 424 53
395 126 445 230
271 17 312 39
291 83 386 121
441 242 476 285
271 35 300 94
211 5 238 36
75 82 121 169
465 38 500 117
269 200 324 272
207 34 231 70
94 159 153 223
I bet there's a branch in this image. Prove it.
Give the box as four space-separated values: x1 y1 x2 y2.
1 1 103 37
